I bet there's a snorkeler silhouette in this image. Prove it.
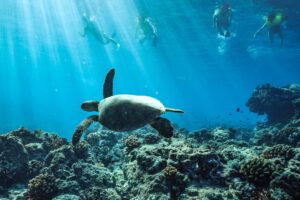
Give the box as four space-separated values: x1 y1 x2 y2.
81 13 120 49
253 11 284 46
213 2 232 37
135 15 158 46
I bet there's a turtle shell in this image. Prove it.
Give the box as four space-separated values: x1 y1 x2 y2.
98 94 165 131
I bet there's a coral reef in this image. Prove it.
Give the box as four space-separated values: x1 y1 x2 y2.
0 135 29 187
27 174 58 200
262 144 295 160
247 84 300 124
124 135 141 151
240 157 275 187
1 83 300 199
0 125 299 200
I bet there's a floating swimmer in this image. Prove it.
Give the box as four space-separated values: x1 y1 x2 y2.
72 68 184 145
81 13 120 49
254 11 285 46
213 2 232 37
135 14 158 46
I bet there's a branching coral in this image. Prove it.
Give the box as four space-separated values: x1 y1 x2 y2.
124 135 141 151
240 157 275 187
162 165 187 200
163 165 178 179
27 174 58 200
262 144 295 161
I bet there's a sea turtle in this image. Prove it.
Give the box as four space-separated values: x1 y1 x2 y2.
72 68 184 145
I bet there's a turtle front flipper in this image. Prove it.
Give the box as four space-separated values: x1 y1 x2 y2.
150 117 174 138
103 68 115 98
72 115 98 146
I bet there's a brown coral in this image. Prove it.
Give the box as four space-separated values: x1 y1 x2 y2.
73 140 90 158
240 157 275 187
262 144 295 160
163 166 178 179
124 135 141 151
27 174 58 200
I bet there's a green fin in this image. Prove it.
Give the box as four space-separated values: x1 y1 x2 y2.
72 115 98 146
103 68 115 98
150 117 174 138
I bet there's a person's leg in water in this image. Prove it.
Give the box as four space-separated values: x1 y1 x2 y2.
139 35 148 44
152 33 158 46
103 33 120 49
223 22 231 37
217 23 225 36
278 29 283 47
268 30 274 45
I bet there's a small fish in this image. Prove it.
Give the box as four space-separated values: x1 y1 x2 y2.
228 113 232 116
236 107 240 112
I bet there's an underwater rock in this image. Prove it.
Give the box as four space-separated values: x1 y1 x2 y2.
191 127 236 144
247 84 300 124
230 181 258 200
210 127 236 142
143 132 161 144
79 187 121 200
27 160 44 179
72 161 115 189
10 128 42 145
274 127 300 147
0 135 29 188
44 145 77 169
270 188 293 200
85 130 123 167
52 194 80 200
271 159 300 199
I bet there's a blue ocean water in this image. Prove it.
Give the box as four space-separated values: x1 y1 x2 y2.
0 0 300 139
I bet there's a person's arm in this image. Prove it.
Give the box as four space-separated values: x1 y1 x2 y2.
213 9 219 28
135 17 140 38
254 23 267 38
228 9 232 23
80 26 87 37
147 18 157 35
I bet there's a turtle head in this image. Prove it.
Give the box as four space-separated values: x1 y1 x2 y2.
81 101 99 112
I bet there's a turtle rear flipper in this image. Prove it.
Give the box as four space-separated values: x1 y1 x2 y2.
72 115 98 145
165 107 184 113
103 68 115 98
150 117 174 138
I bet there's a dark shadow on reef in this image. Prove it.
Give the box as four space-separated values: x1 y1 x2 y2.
0 83 300 200
247 84 300 125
